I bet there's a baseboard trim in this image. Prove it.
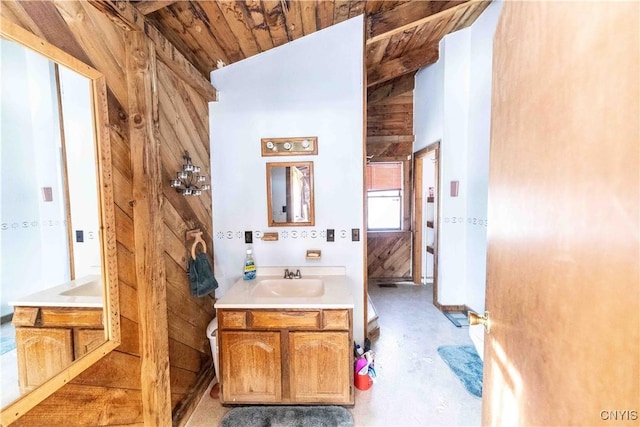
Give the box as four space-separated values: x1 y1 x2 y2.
172 360 215 427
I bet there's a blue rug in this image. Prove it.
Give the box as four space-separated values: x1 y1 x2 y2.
0 335 16 355
437 345 483 398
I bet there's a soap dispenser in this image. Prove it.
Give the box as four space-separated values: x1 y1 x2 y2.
243 248 257 280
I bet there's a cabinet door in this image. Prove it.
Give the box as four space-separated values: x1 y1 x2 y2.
15 328 73 393
220 331 281 403
289 331 352 403
74 329 106 358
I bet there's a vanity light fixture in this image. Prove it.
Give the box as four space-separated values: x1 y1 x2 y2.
170 151 210 196
261 137 318 156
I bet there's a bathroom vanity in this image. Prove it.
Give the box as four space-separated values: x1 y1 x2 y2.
9 276 105 394
215 267 355 405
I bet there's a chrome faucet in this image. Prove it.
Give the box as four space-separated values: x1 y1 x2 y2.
283 268 302 279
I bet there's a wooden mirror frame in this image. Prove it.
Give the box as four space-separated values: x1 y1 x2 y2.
1 18 120 424
266 161 315 227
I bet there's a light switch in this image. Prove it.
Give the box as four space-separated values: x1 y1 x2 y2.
450 181 459 197
42 187 53 202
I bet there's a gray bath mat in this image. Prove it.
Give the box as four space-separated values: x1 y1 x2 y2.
220 406 354 427
377 283 398 288
0 335 16 355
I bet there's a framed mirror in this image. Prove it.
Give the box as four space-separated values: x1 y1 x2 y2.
266 162 315 226
0 18 119 423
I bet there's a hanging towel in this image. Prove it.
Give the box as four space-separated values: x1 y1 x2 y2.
188 252 218 297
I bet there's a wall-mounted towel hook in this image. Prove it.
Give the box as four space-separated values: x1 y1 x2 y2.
186 229 206 260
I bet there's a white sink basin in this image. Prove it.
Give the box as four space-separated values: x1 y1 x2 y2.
59 280 102 297
251 279 324 298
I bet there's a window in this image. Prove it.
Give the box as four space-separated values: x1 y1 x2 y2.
367 162 403 230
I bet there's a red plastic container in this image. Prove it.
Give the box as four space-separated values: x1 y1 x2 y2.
354 372 373 391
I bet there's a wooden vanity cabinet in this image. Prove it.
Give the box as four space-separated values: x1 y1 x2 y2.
218 308 354 405
289 331 351 403
14 328 74 393
220 331 282 403
12 306 105 393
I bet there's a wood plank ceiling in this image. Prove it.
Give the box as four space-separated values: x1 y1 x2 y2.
131 0 491 92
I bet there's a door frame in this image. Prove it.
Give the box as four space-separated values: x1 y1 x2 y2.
413 141 440 304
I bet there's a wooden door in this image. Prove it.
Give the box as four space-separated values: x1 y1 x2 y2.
219 331 281 403
288 332 351 403
485 2 639 425
15 328 73 393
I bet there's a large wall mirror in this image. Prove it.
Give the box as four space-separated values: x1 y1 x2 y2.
0 19 119 423
266 162 315 226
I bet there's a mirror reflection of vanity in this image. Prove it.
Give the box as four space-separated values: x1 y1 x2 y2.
266 162 315 226
0 19 119 422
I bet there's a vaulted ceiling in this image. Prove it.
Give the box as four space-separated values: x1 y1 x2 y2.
131 0 491 92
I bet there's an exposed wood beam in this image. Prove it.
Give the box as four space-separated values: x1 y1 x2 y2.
367 47 439 87
367 0 484 44
134 0 178 15
126 30 172 426
367 73 416 104
89 0 217 102
89 0 144 31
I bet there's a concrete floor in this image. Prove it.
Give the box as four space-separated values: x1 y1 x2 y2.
186 282 482 427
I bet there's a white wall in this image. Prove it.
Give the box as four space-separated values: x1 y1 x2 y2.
59 66 101 278
1 40 69 316
0 40 101 317
440 29 471 304
414 49 444 146
210 17 365 342
414 1 503 310
465 2 503 312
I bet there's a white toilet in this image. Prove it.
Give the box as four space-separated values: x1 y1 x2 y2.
469 324 485 361
206 317 220 377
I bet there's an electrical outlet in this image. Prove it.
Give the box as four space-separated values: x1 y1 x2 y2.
327 229 335 242
351 228 360 241
244 231 253 244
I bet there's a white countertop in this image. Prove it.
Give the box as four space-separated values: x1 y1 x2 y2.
9 275 104 308
214 267 354 309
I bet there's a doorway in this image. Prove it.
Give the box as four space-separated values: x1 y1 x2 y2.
413 142 440 303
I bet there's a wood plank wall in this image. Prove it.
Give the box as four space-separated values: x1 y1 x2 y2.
366 77 415 280
2 1 214 425
157 60 216 417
